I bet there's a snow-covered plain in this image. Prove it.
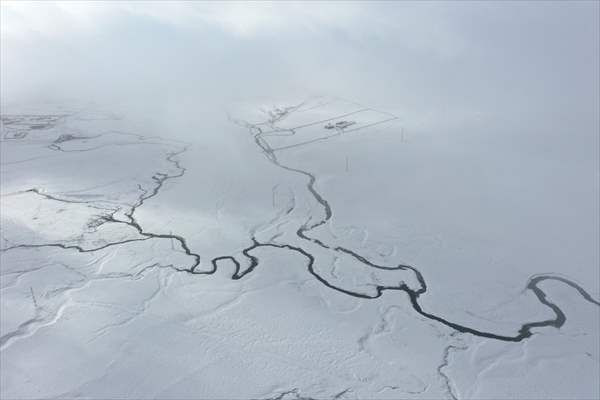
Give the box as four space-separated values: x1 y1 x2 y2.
1 96 598 399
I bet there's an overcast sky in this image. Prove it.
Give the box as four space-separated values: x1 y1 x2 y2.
1 1 598 137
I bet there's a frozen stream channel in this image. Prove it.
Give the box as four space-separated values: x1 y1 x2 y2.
1 97 599 399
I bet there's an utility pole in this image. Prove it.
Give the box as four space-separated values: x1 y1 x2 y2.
401 127 405 143
170 231 174 250
345 155 349 173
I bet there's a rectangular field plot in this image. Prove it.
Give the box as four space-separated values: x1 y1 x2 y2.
263 107 397 151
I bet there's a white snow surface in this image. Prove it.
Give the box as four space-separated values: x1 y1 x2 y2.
1 97 599 400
